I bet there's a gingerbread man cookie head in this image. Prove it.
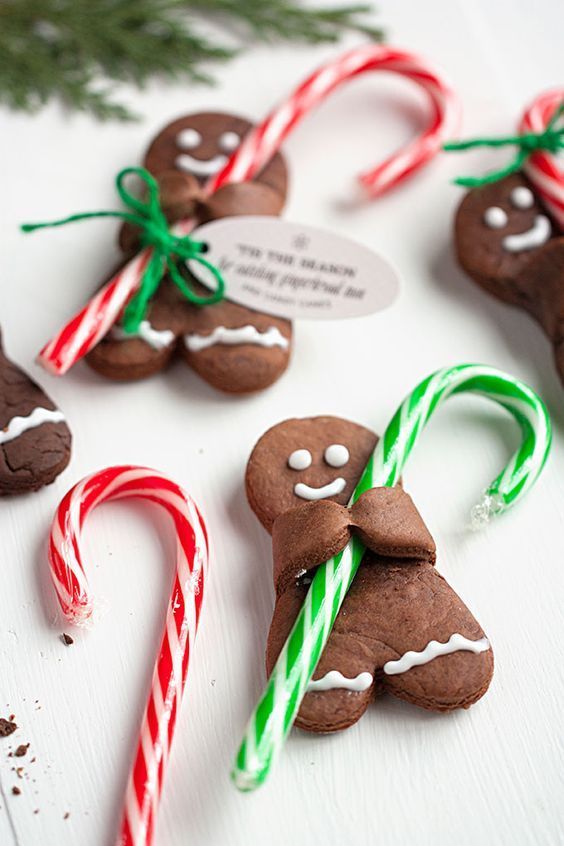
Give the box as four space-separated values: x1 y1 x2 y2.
455 172 557 289
245 416 378 532
143 111 289 199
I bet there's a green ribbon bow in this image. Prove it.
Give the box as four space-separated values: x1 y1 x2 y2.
443 103 564 188
22 167 225 333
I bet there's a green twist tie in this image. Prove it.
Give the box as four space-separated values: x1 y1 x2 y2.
21 167 225 334
443 103 564 188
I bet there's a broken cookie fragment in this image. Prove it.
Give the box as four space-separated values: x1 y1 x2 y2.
0 717 17 737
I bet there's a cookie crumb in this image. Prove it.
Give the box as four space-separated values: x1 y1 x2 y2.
61 633 74 646
0 718 17 737
12 786 21 796
14 744 29 758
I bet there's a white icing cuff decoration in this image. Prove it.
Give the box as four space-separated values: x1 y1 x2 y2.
111 321 175 351
0 408 66 445
383 633 491 675
307 670 373 693
184 325 289 352
294 477 346 500
502 215 551 252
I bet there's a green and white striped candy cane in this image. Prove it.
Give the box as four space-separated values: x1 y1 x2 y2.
232 364 551 791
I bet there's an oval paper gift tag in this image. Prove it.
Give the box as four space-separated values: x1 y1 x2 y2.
189 216 399 320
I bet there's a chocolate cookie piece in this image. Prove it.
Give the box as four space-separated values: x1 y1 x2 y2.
246 416 493 733
86 112 292 394
455 172 564 384
0 331 71 494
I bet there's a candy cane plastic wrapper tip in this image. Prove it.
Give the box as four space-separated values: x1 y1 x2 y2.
231 364 551 792
49 466 209 846
37 44 460 377
519 88 564 231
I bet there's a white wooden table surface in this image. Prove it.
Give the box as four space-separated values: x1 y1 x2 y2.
1 1 563 844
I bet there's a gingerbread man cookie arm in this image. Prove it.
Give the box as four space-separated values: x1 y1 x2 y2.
271 487 435 597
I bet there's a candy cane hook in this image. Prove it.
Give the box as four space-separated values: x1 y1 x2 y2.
49 466 209 846
209 44 461 197
519 88 564 230
232 364 551 791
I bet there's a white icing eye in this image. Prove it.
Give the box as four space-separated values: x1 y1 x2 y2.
510 186 534 209
219 130 240 153
177 128 202 150
288 449 312 471
484 206 508 229
324 444 349 468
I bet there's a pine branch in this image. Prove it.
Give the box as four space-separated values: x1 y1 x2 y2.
195 0 383 43
0 0 382 121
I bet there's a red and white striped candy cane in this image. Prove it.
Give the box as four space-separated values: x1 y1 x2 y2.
209 44 460 196
49 466 209 846
38 44 459 376
519 88 564 231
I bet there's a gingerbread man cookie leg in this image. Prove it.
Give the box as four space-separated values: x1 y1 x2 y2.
0 329 71 494
85 274 181 382
179 294 293 393
235 365 551 790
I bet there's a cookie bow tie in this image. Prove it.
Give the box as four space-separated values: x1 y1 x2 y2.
272 487 436 596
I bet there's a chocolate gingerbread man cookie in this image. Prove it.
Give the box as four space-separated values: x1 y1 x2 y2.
0 330 71 494
455 172 564 384
246 416 493 733
86 112 292 393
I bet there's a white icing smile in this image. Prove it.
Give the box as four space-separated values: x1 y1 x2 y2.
175 153 228 178
307 670 373 693
0 408 66 445
383 633 490 675
184 325 289 352
502 214 551 252
111 320 175 351
294 477 346 500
